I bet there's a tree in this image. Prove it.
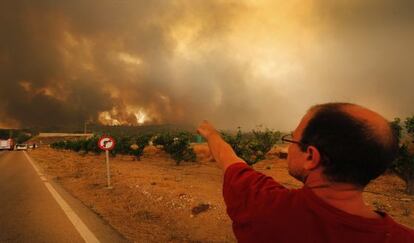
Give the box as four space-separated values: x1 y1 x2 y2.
129 134 152 160
15 133 31 144
393 144 414 194
390 118 402 140
86 136 102 154
153 132 196 165
221 127 281 165
390 117 414 194
111 136 132 157
405 116 414 135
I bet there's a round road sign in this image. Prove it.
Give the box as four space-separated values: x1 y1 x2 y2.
98 136 116 151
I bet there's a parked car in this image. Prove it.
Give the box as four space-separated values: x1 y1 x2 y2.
15 144 28 150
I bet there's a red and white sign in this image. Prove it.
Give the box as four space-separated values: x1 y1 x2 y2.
98 136 116 151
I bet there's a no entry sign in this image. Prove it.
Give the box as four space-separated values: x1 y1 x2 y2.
98 136 116 151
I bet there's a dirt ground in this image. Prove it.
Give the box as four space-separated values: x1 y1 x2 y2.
28 145 414 242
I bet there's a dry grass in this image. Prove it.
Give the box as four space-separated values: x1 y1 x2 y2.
28 146 414 242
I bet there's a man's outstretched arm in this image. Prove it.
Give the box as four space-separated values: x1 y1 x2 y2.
197 120 288 229
197 120 246 171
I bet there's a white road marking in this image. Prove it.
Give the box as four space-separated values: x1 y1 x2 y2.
23 151 100 243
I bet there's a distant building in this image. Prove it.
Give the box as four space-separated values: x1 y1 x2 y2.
37 133 93 138
30 133 94 145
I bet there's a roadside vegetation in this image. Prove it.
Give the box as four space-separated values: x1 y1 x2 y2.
390 116 414 195
152 132 196 165
49 119 414 195
0 129 33 143
221 127 282 165
51 132 196 164
50 127 282 166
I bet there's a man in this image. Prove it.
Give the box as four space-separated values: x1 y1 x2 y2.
197 103 414 243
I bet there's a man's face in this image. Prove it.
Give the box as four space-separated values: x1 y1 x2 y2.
287 111 314 183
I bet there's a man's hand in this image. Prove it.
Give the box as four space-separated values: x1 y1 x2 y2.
197 120 246 170
197 120 219 140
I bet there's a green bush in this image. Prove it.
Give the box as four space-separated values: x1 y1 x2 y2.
86 136 101 154
51 133 153 160
130 134 152 160
222 127 281 165
390 116 414 195
15 133 31 144
111 136 132 157
49 127 280 167
66 140 83 152
393 144 414 194
153 132 196 165
50 141 66 149
51 137 100 154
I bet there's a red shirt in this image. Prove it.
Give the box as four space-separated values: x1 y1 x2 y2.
223 163 414 243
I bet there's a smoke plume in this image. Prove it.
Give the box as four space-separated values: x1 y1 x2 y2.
0 0 413 131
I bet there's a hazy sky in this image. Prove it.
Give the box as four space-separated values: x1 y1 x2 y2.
0 0 413 131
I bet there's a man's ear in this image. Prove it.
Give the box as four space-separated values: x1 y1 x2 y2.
304 146 321 170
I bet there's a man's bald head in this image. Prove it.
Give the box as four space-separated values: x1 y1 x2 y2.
315 103 396 148
299 103 399 187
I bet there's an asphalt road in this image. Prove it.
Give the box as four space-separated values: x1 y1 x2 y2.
0 151 129 243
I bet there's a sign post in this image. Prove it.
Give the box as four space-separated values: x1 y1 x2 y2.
105 150 110 188
98 135 116 189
